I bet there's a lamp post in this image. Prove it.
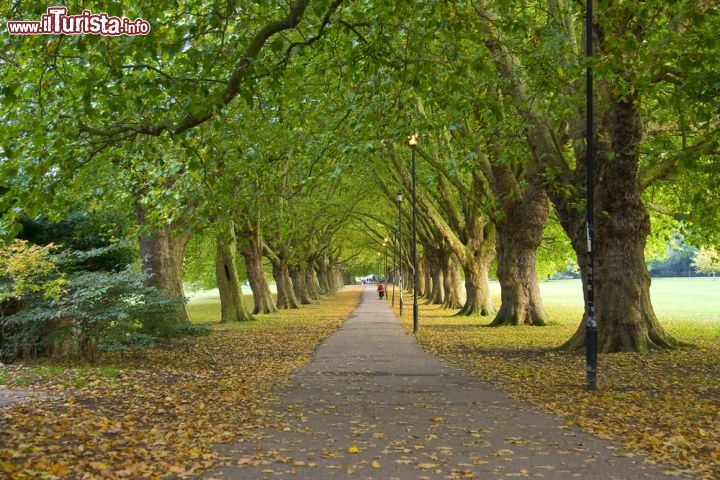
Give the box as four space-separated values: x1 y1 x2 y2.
376 252 381 281
409 133 419 334
396 190 404 317
391 229 396 306
383 238 389 297
585 0 597 391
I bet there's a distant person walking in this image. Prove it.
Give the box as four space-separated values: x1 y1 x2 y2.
377 282 385 300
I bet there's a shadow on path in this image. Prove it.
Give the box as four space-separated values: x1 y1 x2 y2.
202 285 676 479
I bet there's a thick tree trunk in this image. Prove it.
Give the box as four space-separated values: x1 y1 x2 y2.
290 265 312 304
238 227 277 315
215 226 253 322
421 252 435 304
558 96 676 352
331 265 345 291
490 182 549 326
135 207 190 325
477 8 676 352
423 245 443 304
305 264 322 299
457 249 495 316
456 218 496 317
442 254 464 310
316 256 334 294
425 250 445 305
270 257 300 309
417 257 427 298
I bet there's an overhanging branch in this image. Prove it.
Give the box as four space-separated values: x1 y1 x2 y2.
79 0 333 139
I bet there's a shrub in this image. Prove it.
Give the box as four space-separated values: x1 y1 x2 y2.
1 244 189 363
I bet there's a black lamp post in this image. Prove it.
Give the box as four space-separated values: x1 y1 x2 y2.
376 252 381 281
396 190 403 317
383 238 389 296
408 133 419 333
391 230 396 306
585 0 597 391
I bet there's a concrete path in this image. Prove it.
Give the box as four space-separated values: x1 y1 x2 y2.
0 388 42 407
202 286 678 479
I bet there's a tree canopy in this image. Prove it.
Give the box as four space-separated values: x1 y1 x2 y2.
1 1 718 353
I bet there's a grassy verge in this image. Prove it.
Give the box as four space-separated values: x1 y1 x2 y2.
0 287 362 479
393 281 719 480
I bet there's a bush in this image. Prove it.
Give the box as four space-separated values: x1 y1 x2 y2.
1 244 189 363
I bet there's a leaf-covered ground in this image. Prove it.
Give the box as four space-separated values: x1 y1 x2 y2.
0 288 362 479
399 303 720 480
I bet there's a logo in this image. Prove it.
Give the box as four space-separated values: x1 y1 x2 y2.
7 7 151 36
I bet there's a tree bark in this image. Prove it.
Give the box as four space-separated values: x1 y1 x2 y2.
238 224 277 315
316 255 333 294
442 254 464 310
490 176 549 326
215 225 253 322
135 206 190 325
417 257 427 299
330 264 345 291
265 243 301 310
425 246 445 305
271 257 300 310
456 217 496 317
304 263 322 299
558 96 676 351
290 265 313 304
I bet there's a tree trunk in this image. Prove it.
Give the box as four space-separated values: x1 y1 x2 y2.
442 254 464 310
425 246 446 305
135 206 190 325
270 257 300 310
331 264 345 291
417 257 427 298
215 226 253 322
457 246 495 316
316 256 333 294
238 226 277 315
305 264 322 299
290 265 313 304
421 252 435 304
558 96 676 351
456 217 496 317
477 5 675 351
490 180 549 326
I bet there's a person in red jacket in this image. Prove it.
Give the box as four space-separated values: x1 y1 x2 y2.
377 282 385 300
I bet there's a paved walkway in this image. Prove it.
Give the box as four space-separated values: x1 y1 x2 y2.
202 286 678 479
0 389 40 407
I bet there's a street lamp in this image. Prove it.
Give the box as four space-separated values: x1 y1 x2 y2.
383 237 389 297
409 133 419 334
391 229 396 306
376 252 381 281
396 190 404 317
585 0 597 391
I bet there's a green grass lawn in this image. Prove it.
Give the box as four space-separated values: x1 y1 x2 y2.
189 278 720 326
186 290 263 323
487 277 720 324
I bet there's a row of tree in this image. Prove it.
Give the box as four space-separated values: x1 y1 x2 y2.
1 1 718 354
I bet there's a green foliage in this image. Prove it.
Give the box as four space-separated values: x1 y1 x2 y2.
19 209 136 271
0 239 65 304
692 247 720 276
1 247 187 363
